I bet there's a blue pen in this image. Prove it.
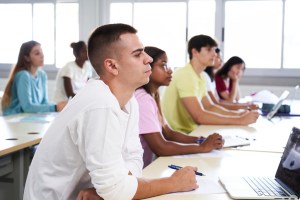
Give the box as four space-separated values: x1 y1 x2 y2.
168 164 205 176
196 138 205 143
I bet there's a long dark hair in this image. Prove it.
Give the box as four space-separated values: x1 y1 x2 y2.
141 46 166 121
216 56 245 78
2 40 40 110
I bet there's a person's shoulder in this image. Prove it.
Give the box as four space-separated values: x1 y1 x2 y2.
64 61 76 67
83 60 92 69
214 74 223 81
37 68 47 78
59 61 76 71
135 88 151 100
75 79 117 109
174 64 193 76
202 71 210 79
15 70 30 80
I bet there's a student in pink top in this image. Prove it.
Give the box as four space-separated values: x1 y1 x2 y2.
135 46 224 168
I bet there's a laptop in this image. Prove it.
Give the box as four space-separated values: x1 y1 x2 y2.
219 127 300 199
274 85 300 117
266 90 290 120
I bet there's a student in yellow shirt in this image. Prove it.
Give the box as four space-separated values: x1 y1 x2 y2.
162 35 259 133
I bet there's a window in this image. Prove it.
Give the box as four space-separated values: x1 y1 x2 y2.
223 0 300 74
0 4 32 63
188 0 215 40
134 2 186 67
224 1 282 69
110 0 215 67
283 0 300 69
0 2 78 69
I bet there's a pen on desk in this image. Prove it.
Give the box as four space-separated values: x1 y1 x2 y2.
236 135 249 140
168 164 205 176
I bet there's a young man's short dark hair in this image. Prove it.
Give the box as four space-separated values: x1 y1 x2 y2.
187 35 217 60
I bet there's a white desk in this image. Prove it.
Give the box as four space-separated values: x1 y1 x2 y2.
142 150 282 200
142 115 300 199
190 116 300 153
0 113 55 200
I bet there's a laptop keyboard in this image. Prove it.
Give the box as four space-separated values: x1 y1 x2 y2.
243 177 290 197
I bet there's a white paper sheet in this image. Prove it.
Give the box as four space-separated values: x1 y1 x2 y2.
169 176 226 195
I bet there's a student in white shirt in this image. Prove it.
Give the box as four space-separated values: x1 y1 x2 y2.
23 23 199 200
53 41 93 102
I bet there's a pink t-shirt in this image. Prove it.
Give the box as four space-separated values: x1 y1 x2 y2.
135 88 162 168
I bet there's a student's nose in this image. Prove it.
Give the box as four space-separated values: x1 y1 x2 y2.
144 52 153 65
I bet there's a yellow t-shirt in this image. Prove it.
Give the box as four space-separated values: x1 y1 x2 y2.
162 63 207 133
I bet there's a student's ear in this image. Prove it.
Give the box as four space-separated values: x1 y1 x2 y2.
191 48 199 55
24 56 30 62
103 59 119 76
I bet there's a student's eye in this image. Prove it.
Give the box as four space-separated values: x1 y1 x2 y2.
134 53 141 57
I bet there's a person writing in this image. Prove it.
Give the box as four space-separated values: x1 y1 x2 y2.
23 24 198 200
204 49 258 110
1 40 66 116
215 56 246 103
136 46 224 168
162 35 259 133
53 41 93 102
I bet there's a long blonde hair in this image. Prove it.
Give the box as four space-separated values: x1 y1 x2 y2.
1 41 40 110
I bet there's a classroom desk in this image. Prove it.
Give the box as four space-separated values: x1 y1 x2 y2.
142 115 299 199
142 150 282 200
0 113 55 200
190 115 300 153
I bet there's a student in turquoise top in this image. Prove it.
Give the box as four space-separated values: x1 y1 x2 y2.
162 35 259 133
1 40 67 116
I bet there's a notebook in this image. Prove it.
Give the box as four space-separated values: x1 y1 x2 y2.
223 135 250 148
219 127 300 200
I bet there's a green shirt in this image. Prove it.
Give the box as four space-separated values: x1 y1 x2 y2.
162 63 207 133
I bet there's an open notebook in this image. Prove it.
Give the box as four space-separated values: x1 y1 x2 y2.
223 135 250 148
219 127 300 200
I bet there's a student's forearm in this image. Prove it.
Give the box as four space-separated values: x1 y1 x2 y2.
133 177 176 199
194 110 241 125
219 101 248 110
165 132 198 144
206 103 240 116
228 81 238 102
152 141 204 156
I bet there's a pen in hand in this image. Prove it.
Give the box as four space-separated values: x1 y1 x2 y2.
196 137 206 143
168 164 205 176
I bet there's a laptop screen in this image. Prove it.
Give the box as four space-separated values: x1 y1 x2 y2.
266 90 290 120
275 127 300 196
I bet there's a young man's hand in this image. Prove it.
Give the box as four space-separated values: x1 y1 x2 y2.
170 166 199 192
76 188 103 200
